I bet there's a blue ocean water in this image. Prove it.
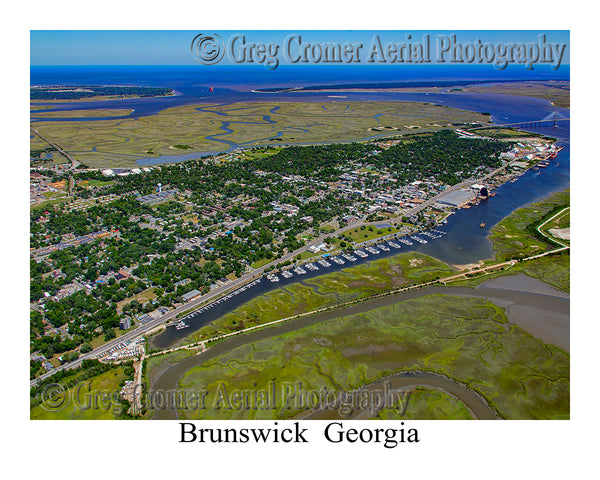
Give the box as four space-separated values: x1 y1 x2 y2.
28 64 570 348
30 63 569 91
30 64 570 161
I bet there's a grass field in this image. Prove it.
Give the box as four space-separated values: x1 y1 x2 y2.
116 287 157 314
79 179 116 188
446 190 570 292
377 387 474 420
448 252 570 293
540 208 570 245
545 209 570 230
174 294 568 420
30 367 129 420
30 133 50 150
30 101 491 168
344 225 400 243
294 250 323 261
31 108 134 118
145 348 198 388
182 252 455 345
462 81 570 108
468 128 548 140
489 189 570 261
250 257 273 269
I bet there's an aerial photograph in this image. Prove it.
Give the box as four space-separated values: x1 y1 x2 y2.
29 30 570 422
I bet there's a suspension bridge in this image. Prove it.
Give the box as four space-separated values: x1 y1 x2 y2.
473 111 570 130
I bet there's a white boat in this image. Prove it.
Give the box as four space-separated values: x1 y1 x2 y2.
170 320 189 330
294 266 307 275
388 242 401 249
281 270 293 279
379 244 390 252
355 250 368 258
318 259 332 267
305 262 319 271
331 256 345 265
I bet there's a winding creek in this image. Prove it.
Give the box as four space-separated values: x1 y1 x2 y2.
149 274 569 420
297 372 499 420
30 68 570 418
147 126 569 420
149 142 570 349
30 85 570 166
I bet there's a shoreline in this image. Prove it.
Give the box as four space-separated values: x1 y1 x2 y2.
148 274 568 420
251 78 567 94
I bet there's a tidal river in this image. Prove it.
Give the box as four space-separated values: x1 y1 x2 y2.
150 141 570 349
147 123 569 419
149 274 569 420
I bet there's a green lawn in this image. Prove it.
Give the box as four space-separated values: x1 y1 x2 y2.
251 257 273 269
79 179 116 188
344 225 399 243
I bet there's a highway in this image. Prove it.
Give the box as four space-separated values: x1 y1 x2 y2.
29 159 524 388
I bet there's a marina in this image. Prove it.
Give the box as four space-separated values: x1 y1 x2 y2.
150 274 569 420
294 266 307 275
150 141 569 350
149 118 569 350
168 320 189 330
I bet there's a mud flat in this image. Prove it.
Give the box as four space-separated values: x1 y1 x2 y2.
475 273 569 351
148 274 568 420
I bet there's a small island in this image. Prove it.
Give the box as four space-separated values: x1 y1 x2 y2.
30 85 174 101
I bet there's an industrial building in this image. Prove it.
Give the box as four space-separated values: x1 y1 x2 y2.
137 189 178 205
435 189 475 208
182 289 202 302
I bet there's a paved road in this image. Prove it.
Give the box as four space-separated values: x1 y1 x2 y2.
29 159 524 388
30 126 80 170
537 207 570 248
